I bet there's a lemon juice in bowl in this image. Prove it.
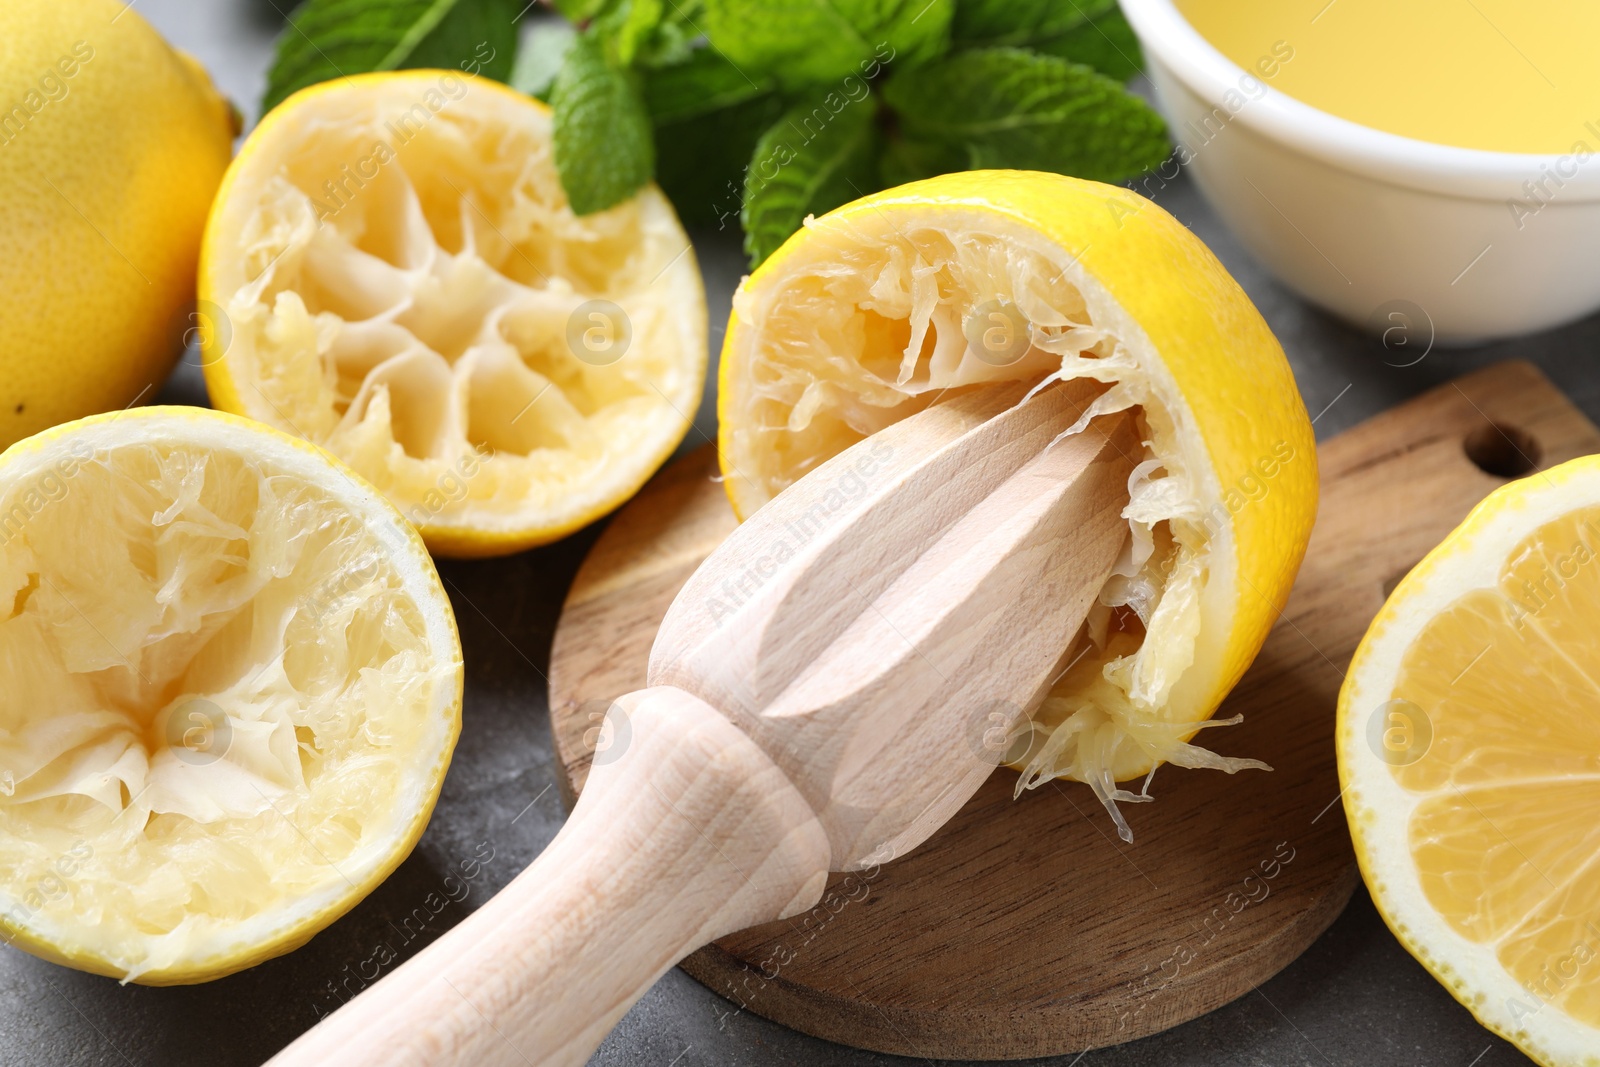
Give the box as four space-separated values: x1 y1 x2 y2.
1120 0 1600 340
1174 0 1600 154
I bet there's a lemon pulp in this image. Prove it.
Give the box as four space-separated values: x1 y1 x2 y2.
1388 505 1600 1027
0 411 459 982
203 73 705 556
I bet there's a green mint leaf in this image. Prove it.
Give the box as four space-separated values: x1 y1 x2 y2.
881 46 1168 183
1029 8 1143 81
644 47 779 226
878 133 965 187
263 0 519 114
743 97 881 267
592 0 664 65
551 0 611 20
654 91 785 227
631 0 706 68
643 47 773 124
573 0 702 68
551 32 656 214
950 0 1116 47
510 19 577 100
703 0 953 90
951 0 1143 80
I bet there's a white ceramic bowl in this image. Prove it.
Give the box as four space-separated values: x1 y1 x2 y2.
1120 0 1600 344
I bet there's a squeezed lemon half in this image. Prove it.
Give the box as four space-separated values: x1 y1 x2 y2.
0 408 462 983
1340 456 1600 1066
719 171 1318 835
201 71 706 557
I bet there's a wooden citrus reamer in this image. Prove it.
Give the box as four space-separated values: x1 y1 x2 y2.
269 377 1138 1066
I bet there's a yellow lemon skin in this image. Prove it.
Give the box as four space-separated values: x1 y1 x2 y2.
0 0 235 450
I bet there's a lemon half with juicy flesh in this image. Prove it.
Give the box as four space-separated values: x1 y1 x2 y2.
0 408 462 983
201 71 706 558
719 171 1317 837
1339 456 1600 1066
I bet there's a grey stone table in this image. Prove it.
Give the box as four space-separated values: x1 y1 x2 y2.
6 1 1589 1064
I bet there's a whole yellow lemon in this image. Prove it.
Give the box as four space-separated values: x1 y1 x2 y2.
0 0 235 448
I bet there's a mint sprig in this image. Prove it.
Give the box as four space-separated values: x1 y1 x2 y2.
263 0 1169 262
882 47 1168 182
550 33 656 216
1028 8 1144 83
263 0 518 113
642 46 772 125
743 99 879 265
952 0 1114 49
702 0 952 90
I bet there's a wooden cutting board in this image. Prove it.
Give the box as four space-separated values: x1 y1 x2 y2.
546 361 1596 1060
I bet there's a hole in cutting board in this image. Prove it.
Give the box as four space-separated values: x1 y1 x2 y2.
1463 422 1540 478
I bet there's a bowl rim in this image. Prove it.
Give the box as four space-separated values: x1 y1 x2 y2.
1118 0 1600 201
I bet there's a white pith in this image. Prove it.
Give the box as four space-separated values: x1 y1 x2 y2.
0 413 460 981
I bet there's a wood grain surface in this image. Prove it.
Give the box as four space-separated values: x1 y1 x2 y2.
548 361 1599 1060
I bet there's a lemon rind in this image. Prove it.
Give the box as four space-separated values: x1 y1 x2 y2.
0 407 463 984
1338 454 1600 1067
